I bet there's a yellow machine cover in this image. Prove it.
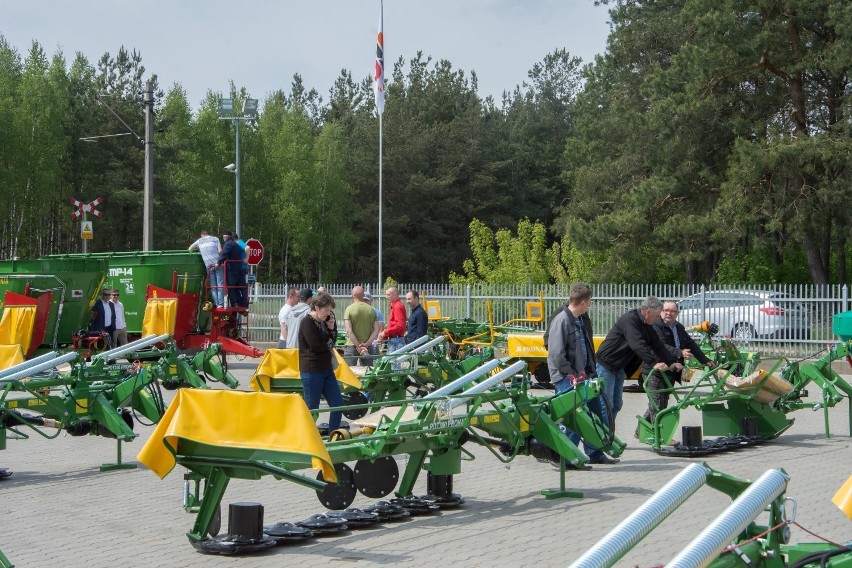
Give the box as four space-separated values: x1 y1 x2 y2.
0 344 25 370
141 297 178 337
0 304 37 356
249 348 361 392
832 474 852 520
137 388 336 482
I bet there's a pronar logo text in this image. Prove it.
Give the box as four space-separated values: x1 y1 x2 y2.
108 267 133 276
512 345 546 353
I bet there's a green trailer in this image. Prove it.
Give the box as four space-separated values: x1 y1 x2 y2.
42 250 262 358
0 257 108 351
45 250 208 335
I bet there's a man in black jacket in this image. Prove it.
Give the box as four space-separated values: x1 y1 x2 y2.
642 301 715 426
90 289 116 348
216 231 245 308
596 296 675 429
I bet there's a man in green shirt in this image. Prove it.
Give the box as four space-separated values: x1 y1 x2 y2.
344 286 378 360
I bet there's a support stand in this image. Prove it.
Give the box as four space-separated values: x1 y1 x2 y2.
540 459 583 500
100 439 136 472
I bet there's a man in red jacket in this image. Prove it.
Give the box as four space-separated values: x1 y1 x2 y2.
378 286 407 354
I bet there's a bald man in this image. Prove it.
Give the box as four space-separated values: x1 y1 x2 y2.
344 285 378 358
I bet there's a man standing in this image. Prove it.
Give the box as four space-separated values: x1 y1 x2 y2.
285 288 314 349
216 231 245 308
642 301 715 426
110 290 128 347
363 292 384 354
233 233 249 307
596 296 675 428
90 289 116 348
378 286 406 353
405 290 427 343
188 230 223 308
343 286 378 359
277 287 300 348
546 283 615 467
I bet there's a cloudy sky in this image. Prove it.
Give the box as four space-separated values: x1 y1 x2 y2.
3 0 612 109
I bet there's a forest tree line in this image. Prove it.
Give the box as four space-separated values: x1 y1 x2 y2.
1 0 849 285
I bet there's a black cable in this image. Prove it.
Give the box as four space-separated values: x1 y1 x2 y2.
788 545 851 568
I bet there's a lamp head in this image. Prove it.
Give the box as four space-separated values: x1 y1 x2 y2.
224 163 236 173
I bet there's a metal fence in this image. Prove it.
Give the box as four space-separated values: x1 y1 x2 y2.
245 283 850 358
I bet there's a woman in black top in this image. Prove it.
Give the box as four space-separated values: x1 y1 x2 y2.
298 291 343 432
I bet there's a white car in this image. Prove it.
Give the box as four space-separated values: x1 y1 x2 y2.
677 290 810 340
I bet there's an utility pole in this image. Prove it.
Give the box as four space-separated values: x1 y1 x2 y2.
143 80 155 251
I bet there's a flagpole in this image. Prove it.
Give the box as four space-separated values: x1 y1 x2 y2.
378 112 383 291
375 0 384 293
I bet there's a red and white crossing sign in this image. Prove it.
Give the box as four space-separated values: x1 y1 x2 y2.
245 238 264 265
71 197 104 219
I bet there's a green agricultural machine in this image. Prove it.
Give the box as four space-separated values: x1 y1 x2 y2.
571 463 852 567
0 251 262 360
0 256 108 356
0 334 238 477
141 359 624 553
636 313 852 455
249 335 497 420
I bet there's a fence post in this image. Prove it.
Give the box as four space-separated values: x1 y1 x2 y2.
466 284 472 319
843 284 849 313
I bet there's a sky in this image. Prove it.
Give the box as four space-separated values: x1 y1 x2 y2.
2 0 612 110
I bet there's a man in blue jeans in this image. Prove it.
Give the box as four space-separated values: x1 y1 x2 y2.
596 296 675 432
546 282 616 468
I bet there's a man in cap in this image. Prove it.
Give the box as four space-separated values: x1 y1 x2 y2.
216 231 245 308
90 289 116 348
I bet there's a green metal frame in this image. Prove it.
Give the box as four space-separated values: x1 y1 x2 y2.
0 340 238 470
169 362 624 547
636 336 852 450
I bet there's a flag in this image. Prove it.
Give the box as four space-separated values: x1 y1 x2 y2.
374 0 385 114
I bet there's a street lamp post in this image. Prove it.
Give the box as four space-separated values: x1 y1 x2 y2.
218 98 258 237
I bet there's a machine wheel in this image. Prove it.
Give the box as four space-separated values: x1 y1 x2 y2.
731 323 755 342
342 391 369 420
316 463 357 510
353 456 399 498
532 364 551 385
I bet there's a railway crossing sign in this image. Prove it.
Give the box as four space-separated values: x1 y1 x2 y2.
71 197 104 219
245 238 264 265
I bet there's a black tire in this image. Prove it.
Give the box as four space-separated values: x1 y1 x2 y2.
731 323 755 342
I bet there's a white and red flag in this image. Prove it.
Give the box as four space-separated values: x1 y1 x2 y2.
374 1 385 114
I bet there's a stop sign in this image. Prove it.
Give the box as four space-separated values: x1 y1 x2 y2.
245 238 264 265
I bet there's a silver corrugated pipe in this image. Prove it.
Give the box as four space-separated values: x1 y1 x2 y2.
0 352 79 384
422 359 501 400
91 333 172 362
570 463 711 568
668 468 789 568
0 351 60 380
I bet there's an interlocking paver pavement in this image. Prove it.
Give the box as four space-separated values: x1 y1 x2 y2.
1 360 850 567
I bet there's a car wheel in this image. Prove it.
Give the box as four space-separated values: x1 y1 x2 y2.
732 323 755 341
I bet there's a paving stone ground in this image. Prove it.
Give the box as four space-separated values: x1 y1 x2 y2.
1 359 850 567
